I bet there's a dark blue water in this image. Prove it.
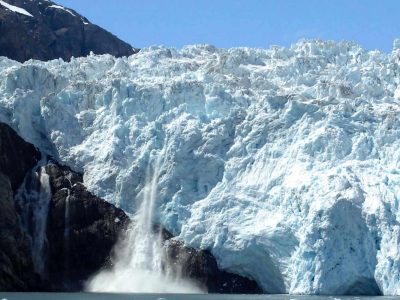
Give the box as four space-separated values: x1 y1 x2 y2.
0 294 398 300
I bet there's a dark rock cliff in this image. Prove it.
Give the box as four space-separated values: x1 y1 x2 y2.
44 162 130 291
0 123 41 192
0 123 41 291
0 123 129 291
163 233 262 293
0 0 137 62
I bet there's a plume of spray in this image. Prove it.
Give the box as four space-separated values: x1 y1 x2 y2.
86 147 203 293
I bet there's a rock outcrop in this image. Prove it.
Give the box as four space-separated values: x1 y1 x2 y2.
44 162 130 291
0 0 137 62
163 233 262 293
0 123 41 192
0 123 41 291
0 123 130 291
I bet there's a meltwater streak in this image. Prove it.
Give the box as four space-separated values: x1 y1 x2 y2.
64 187 71 281
16 162 52 276
87 150 202 293
33 167 51 275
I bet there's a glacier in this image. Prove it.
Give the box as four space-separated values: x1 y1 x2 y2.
1 39 400 294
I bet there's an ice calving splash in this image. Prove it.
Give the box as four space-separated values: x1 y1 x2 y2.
1 40 400 294
86 147 202 293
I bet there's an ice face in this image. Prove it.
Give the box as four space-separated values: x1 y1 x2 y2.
1 40 400 294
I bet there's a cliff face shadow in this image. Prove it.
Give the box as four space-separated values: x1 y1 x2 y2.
318 199 381 295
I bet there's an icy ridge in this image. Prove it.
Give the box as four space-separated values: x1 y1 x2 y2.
48 4 76 17
1 40 400 294
0 0 33 17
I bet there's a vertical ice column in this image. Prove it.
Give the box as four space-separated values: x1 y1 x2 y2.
129 153 165 273
31 166 52 275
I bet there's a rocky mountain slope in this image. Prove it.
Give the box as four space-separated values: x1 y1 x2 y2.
0 123 41 291
1 40 400 294
0 122 129 291
0 0 137 62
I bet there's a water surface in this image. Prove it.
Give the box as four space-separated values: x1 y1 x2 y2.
1 294 398 300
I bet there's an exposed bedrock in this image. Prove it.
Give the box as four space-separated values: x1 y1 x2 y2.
0 122 130 291
163 231 262 293
0 0 137 62
44 162 130 291
0 123 42 291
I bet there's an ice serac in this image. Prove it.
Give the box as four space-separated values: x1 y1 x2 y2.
0 40 400 294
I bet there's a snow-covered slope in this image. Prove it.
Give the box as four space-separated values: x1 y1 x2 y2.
1 40 400 295
0 0 33 17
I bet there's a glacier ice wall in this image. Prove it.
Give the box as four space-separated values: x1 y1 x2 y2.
1 40 400 294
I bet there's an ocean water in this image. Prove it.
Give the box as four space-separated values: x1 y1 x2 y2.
0 294 397 300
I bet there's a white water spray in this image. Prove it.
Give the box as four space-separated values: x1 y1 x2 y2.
87 150 202 293
129 154 164 273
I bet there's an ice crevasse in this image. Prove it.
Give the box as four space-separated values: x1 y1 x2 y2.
1 40 400 295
